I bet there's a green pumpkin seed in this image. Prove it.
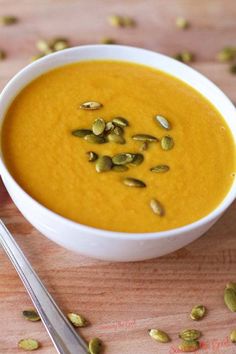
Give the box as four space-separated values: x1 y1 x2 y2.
130 154 144 166
84 134 106 144
105 121 115 132
123 177 146 188
96 156 113 173
174 51 194 63
112 117 129 127
176 17 189 29
80 101 103 110
112 153 134 165
0 50 6 60
140 142 149 151
22 309 40 322
86 151 98 162
31 53 45 62
150 165 170 173
226 282 236 292
67 313 88 327
112 165 129 172
230 65 236 74
88 337 103 354
113 126 124 135
148 329 170 343
72 129 92 137
178 340 199 352
100 37 116 44
92 118 106 135
217 47 236 62
132 134 158 142
108 15 124 27
224 287 236 312
230 329 236 343
108 133 125 144
150 199 164 216
190 305 206 320
161 136 174 150
0 16 18 25
179 329 201 341
18 339 39 351
53 39 69 51
155 115 172 130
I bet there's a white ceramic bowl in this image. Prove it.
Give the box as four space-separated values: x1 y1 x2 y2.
0 45 236 262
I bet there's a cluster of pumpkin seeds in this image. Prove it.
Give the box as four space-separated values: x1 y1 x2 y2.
107 15 136 28
72 102 175 217
31 37 70 61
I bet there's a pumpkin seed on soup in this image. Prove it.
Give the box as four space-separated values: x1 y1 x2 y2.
150 199 164 216
148 329 170 343
130 153 144 166
190 305 206 320
18 339 40 351
88 337 103 354
140 142 149 151
112 165 129 172
108 133 126 144
150 165 170 173
161 136 174 150
96 156 113 173
80 101 103 110
123 177 146 188
112 117 129 127
86 151 98 162
113 126 124 135
155 115 172 130
67 313 88 327
132 134 158 142
112 153 134 165
92 118 106 135
72 129 92 137
22 309 40 322
84 134 106 144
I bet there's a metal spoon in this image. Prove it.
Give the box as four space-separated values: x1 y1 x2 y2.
0 219 88 354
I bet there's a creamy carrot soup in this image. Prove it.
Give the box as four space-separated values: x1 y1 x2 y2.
1 61 235 232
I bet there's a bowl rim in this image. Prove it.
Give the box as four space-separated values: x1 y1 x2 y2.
0 44 236 240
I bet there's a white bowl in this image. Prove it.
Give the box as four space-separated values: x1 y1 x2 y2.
0 45 236 262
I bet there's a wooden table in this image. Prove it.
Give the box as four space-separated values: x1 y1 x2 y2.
0 0 236 353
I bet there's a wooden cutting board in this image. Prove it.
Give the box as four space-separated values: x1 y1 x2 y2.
0 0 236 353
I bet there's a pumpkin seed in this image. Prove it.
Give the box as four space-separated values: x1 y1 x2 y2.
112 165 129 172
88 337 103 354
31 53 45 62
140 142 149 151
112 153 134 165
51 38 69 51
174 51 194 63
155 115 172 130
123 16 136 27
150 199 164 216
84 134 106 144
100 37 116 44
92 118 106 135
36 39 51 53
176 17 189 29
72 129 92 137
96 156 113 172
112 117 129 127
22 309 40 322
105 121 115 132
67 313 87 327
161 136 174 150
123 177 146 188
130 154 144 166
132 134 158 142
230 329 236 343
86 151 98 162
18 339 39 351
190 305 206 320
224 287 236 312
0 16 18 25
178 340 199 352
0 50 6 60
150 165 170 173
148 329 170 343
179 329 201 341
80 101 103 110
108 15 124 27
113 126 124 135
226 282 236 292
230 64 236 74
108 133 126 144
217 47 236 62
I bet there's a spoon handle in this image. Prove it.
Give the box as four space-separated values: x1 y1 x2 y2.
0 220 88 354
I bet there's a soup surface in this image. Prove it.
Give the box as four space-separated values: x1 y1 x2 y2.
1 60 235 232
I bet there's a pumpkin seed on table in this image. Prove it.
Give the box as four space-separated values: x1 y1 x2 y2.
150 199 164 216
31 53 45 62
80 101 103 110
132 134 158 142
36 39 51 53
150 165 170 173
18 338 40 351
53 39 69 51
22 309 40 322
112 165 129 172
155 115 172 130
112 153 134 165
176 17 189 29
178 340 199 352
230 329 236 343
224 287 236 312
72 129 92 137
100 37 116 44
86 151 98 162
190 305 206 320
226 282 236 292
84 134 106 144
92 118 106 135
179 329 201 341
96 156 113 173
123 177 146 188
108 133 126 144
67 312 87 327
217 47 236 62
174 51 194 63
107 15 135 28
0 15 18 25
88 337 103 354
112 117 129 127
148 329 170 343
129 153 144 166
0 50 6 60
161 136 174 150
229 64 236 74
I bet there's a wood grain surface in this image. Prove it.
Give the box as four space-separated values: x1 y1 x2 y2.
0 1 236 353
